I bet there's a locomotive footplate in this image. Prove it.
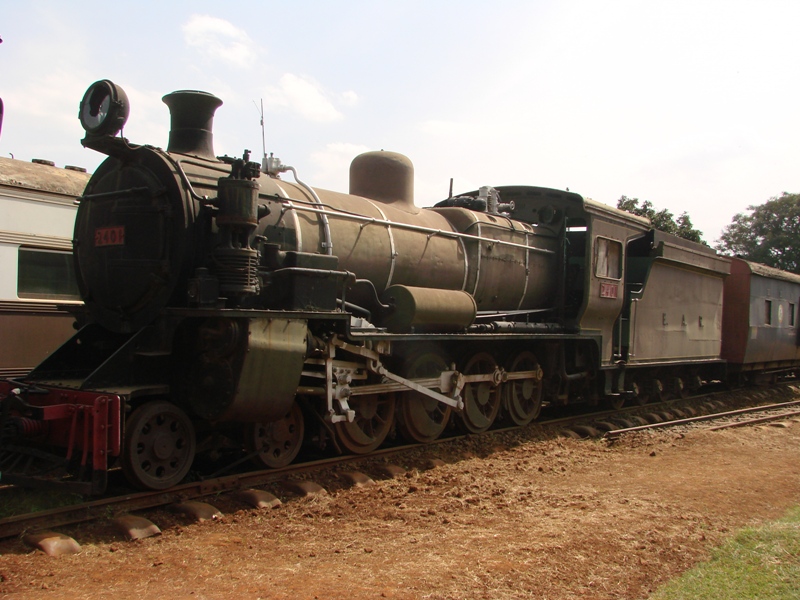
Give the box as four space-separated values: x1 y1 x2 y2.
0 444 98 495
0 382 122 495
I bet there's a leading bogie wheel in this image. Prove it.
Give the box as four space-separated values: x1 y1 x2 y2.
456 352 502 434
244 401 305 469
335 392 396 454
503 351 543 426
397 350 451 443
121 400 197 490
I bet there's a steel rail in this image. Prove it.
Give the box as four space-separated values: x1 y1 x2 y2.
603 399 800 438
2 384 797 540
0 443 422 539
706 410 800 431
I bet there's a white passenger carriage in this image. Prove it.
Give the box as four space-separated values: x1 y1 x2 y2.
0 156 90 377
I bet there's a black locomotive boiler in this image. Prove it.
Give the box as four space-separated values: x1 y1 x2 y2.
1 80 797 495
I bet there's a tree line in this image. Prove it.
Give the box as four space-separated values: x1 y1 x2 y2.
616 193 800 275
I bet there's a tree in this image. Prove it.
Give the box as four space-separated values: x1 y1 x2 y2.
616 196 705 244
715 193 800 274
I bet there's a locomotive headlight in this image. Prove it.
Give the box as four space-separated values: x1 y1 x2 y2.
79 79 130 136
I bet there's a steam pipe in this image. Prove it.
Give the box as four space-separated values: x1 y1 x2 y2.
263 155 333 256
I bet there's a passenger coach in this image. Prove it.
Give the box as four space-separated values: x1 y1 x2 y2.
722 257 800 382
0 156 89 377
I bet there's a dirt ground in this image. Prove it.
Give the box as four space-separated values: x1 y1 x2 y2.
1 413 800 599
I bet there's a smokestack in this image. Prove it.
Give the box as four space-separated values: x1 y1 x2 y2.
162 90 223 159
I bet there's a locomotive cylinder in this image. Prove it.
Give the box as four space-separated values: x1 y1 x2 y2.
380 285 478 332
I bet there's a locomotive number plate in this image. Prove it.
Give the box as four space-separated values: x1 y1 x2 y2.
95 226 125 247
599 282 618 298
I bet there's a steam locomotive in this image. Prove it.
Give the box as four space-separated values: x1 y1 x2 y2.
2 80 799 495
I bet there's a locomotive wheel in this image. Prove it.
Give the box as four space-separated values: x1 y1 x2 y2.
608 395 626 410
121 400 196 490
633 379 650 405
457 353 502 434
650 379 664 402
503 351 543 426
245 402 305 468
335 393 396 454
397 350 451 443
672 377 686 399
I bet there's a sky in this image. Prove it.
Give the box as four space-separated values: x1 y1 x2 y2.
2 0 798 244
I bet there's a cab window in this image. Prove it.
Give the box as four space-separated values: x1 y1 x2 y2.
595 237 622 279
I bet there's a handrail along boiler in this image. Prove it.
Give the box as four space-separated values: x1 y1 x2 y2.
3 79 789 495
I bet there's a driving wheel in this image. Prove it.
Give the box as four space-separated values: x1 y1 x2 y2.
503 351 543 426
335 393 396 454
397 350 451 443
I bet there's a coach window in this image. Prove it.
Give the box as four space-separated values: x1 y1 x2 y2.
595 237 622 279
765 300 773 326
17 248 80 300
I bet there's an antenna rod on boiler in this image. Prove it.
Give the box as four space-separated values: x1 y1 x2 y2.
259 99 266 159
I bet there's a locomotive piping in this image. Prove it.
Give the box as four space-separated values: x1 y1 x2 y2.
472 221 483 296
276 197 556 255
518 234 531 311
283 165 333 256
362 200 398 288
263 156 333 255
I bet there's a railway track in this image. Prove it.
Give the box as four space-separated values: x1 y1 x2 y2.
553 383 800 440
600 399 800 439
2 383 798 553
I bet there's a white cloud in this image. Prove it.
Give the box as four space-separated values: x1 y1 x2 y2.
1 70 93 163
340 90 359 108
310 142 372 190
264 74 345 123
182 15 258 69
417 119 470 137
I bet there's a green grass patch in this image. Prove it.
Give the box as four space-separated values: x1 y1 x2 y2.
651 506 800 600
0 487 84 519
